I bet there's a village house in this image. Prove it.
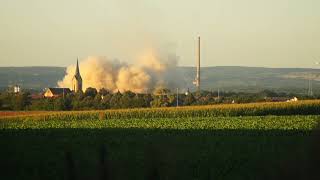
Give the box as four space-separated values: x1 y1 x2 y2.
44 88 71 98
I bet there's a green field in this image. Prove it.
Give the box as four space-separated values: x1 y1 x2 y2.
1 115 320 180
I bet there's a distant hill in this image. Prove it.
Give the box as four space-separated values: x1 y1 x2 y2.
0 66 319 94
178 66 320 94
0 67 65 90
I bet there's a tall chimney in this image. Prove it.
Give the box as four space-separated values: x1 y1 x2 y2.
193 36 201 92
197 36 201 91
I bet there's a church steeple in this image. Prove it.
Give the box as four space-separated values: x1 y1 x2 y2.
72 58 83 93
75 58 80 77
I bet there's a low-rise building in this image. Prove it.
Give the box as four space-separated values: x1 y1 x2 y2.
44 88 71 98
13 85 21 93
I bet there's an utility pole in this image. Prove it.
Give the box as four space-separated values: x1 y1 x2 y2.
176 88 179 107
312 57 320 96
308 77 313 96
308 57 320 96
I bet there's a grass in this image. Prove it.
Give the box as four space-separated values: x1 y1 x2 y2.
1 115 320 179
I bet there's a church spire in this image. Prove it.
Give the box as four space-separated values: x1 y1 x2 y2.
75 57 80 77
72 57 83 93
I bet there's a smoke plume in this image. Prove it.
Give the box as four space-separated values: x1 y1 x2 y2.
58 50 179 93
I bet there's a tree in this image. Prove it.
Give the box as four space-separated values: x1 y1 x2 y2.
118 91 136 108
143 94 153 107
167 94 176 106
12 92 31 110
53 97 66 111
153 88 171 96
99 88 110 96
29 98 49 110
150 88 173 107
63 94 73 110
85 87 98 98
0 93 3 110
101 94 112 109
0 96 2 110
80 96 95 110
93 94 103 109
109 91 122 109
151 95 170 107
122 91 136 98
183 93 196 106
72 92 84 110
132 94 149 108
0 92 13 110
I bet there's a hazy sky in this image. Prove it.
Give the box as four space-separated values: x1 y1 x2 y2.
0 0 319 68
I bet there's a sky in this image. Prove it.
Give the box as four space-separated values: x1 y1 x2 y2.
0 0 319 68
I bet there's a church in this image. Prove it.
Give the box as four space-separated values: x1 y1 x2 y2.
44 59 83 98
72 59 83 93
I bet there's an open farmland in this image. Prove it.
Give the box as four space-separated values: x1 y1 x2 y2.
1 100 320 120
0 111 54 117
1 101 320 179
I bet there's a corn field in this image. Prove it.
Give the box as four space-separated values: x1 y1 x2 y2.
1 115 320 179
1 101 320 179
1 100 320 121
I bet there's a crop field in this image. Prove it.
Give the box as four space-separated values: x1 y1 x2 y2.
0 111 53 117
1 101 320 179
2 100 320 120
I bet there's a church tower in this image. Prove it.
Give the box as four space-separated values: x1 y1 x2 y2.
72 58 83 93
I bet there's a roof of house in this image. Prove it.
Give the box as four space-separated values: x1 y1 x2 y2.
47 88 71 95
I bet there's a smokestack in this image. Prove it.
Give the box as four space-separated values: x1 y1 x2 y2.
193 36 201 92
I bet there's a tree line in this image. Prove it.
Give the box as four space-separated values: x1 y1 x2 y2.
0 87 316 111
